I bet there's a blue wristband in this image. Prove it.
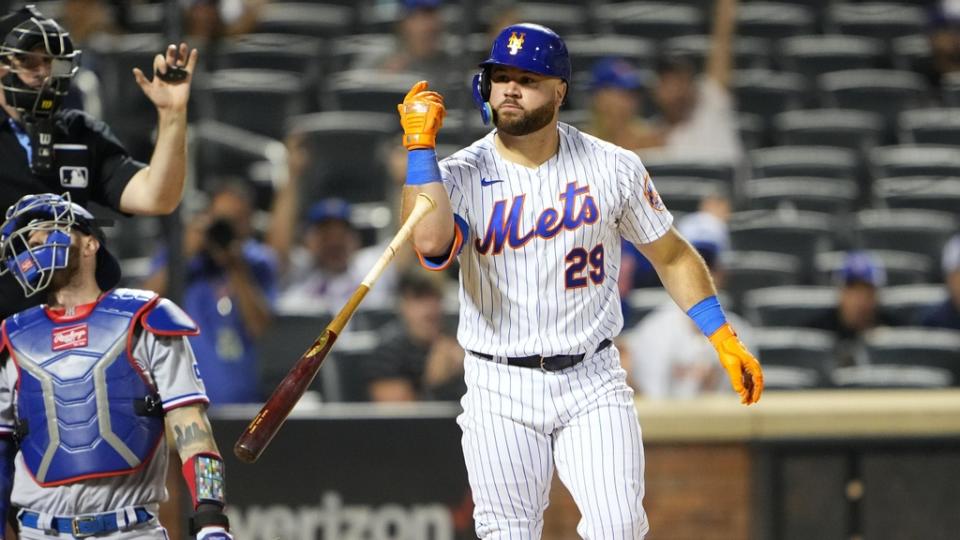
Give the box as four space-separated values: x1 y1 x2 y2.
686 295 728 337
406 149 443 186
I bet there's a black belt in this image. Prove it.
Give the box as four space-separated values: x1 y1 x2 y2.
470 339 612 371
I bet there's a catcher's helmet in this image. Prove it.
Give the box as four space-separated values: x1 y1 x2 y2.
472 23 570 125
0 5 80 119
0 193 120 298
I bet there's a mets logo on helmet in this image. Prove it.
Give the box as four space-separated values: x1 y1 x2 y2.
507 32 525 55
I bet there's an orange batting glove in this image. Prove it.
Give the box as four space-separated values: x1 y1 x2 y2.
397 80 446 150
709 323 764 405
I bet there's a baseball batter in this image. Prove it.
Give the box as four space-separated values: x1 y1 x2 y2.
0 193 232 539
396 24 764 539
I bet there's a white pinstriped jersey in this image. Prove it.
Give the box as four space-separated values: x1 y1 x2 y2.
439 123 673 356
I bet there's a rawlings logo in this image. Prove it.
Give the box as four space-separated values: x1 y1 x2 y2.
52 324 88 351
18 258 34 274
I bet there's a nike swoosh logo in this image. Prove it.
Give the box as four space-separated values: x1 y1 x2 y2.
480 178 504 186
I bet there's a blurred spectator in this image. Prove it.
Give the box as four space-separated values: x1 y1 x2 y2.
352 0 458 92
363 272 465 402
273 197 393 314
584 57 660 150
642 0 742 162
920 234 960 329
619 187 731 293
925 0 960 91
806 251 903 366
182 0 265 69
620 211 754 399
62 0 116 46
143 181 277 404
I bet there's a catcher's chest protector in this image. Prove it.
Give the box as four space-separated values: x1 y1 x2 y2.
3 290 164 486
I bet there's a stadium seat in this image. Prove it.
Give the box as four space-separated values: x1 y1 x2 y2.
832 365 953 389
749 146 858 179
257 313 334 401
326 33 395 73
944 73 960 107
773 109 884 152
326 331 382 402
624 288 672 328
780 35 884 78
864 327 960 382
661 35 771 71
254 3 354 37
641 156 737 184
898 108 960 145
742 285 837 327
815 250 935 287
126 2 164 33
358 1 464 33
729 210 836 277
287 111 396 203
594 2 705 40
326 69 423 112
761 366 823 390
755 327 837 382
736 2 815 39
891 34 931 72
565 34 657 73
880 284 950 324
215 34 324 73
191 120 286 191
732 69 807 118
744 177 859 214
737 112 766 150
827 3 927 40
869 145 960 179
723 251 803 311
855 209 958 262
874 177 960 214
819 70 930 130
350 309 398 332
194 69 307 140
478 3 589 37
442 109 496 146
652 177 728 213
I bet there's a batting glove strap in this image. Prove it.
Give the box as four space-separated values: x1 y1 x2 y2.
190 510 230 536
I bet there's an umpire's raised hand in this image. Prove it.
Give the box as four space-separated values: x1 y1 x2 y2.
132 42 199 115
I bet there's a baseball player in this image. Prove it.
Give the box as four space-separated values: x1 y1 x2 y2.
396 23 764 539
0 193 232 539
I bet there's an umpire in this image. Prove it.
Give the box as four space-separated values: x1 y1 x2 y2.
0 5 197 319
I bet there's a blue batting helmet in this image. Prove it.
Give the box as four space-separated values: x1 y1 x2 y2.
0 193 120 298
472 23 571 125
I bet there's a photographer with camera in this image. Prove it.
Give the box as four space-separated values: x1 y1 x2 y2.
143 181 277 405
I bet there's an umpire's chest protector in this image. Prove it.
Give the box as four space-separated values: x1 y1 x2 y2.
1 289 165 486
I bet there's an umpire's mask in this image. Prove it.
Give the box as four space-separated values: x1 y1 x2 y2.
0 5 81 173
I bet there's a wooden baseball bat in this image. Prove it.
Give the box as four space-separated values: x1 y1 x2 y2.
233 193 437 463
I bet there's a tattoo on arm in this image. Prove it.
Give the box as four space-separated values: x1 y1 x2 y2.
173 422 212 451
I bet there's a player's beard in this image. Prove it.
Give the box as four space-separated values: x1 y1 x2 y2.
46 244 81 295
493 96 557 136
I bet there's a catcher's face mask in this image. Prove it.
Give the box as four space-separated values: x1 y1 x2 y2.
0 193 119 298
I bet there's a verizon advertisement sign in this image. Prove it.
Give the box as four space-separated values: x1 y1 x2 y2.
211 405 475 540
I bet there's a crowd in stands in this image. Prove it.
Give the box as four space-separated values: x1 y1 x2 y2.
10 0 960 404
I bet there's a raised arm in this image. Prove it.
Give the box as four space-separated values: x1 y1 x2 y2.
638 228 763 404
397 81 456 258
120 43 199 215
705 0 738 90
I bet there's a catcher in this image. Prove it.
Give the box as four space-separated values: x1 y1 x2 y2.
0 193 231 539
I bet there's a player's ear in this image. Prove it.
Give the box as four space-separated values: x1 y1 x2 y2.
557 80 568 106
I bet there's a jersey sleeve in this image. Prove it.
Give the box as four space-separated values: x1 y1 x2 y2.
617 150 674 246
82 113 147 213
417 160 471 271
134 331 209 412
0 351 15 438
